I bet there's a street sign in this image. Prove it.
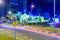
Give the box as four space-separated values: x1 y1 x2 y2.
12 21 18 26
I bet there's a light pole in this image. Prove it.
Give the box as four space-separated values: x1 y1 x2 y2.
0 0 4 5
31 4 34 13
8 11 12 19
54 0 56 32
31 4 35 27
8 11 12 15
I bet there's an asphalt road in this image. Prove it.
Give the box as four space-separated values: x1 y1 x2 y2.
0 26 60 40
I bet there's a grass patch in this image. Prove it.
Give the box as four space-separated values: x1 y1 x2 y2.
0 35 14 40
0 34 29 40
39 27 60 34
39 27 54 32
32 26 60 34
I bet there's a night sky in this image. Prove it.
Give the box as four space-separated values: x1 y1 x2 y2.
27 0 53 17
0 0 60 18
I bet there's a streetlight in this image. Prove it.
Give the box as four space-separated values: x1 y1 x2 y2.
31 4 35 12
31 4 34 8
53 0 56 32
30 4 35 16
30 4 35 27
8 11 12 15
0 0 4 5
8 11 12 18
0 0 2 3
8 11 12 21
30 4 35 17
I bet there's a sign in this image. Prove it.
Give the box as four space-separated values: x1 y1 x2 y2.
12 21 18 26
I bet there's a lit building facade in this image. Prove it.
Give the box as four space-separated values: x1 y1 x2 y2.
8 0 27 13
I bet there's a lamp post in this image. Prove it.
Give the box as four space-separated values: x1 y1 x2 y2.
8 11 12 15
31 4 34 13
53 0 56 32
0 0 4 5
8 11 12 19
31 4 35 27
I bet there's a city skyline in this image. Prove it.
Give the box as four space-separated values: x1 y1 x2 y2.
0 0 59 18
